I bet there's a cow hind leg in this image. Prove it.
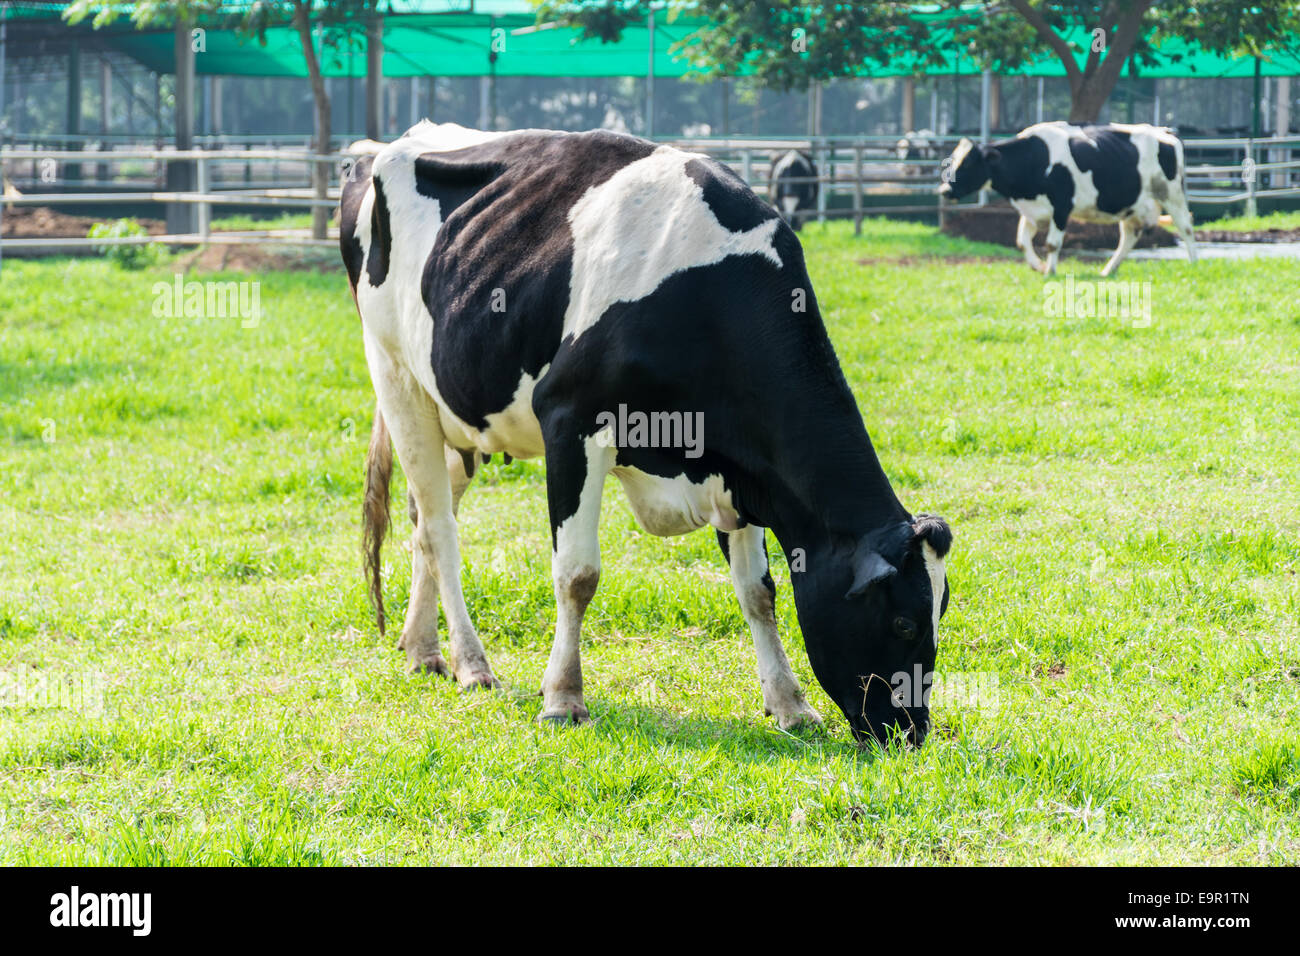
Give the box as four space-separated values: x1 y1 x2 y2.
717 526 821 730
1015 216 1047 273
368 346 496 689
1100 218 1141 278
1163 190 1198 264
398 446 481 674
539 429 613 724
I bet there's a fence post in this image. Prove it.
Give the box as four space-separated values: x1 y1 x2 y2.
197 152 209 239
853 145 863 235
817 141 828 226
938 192 947 231
741 145 751 190
1246 138 1257 218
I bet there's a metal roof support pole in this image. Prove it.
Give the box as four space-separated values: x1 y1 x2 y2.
366 4 382 141
1036 76 1043 124
99 56 111 182
1 3 8 141
167 15 196 236
66 36 82 184
978 68 990 205
646 9 655 139
901 76 915 133
1276 76 1290 188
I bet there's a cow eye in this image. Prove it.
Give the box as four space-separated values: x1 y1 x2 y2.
893 616 917 640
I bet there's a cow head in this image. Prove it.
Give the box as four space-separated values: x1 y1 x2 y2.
937 138 993 199
793 514 953 748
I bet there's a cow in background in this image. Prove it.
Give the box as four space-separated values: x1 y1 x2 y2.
939 122 1197 276
768 149 819 230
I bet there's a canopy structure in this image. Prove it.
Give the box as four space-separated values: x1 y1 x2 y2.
5 0 1300 80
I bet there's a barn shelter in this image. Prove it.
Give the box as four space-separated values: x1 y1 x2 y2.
4 0 1300 142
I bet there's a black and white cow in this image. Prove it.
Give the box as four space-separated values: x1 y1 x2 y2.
340 121 952 746
768 149 819 230
938 121 1197 276
896 129 938 176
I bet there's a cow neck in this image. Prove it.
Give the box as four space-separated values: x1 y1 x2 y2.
987 135 1033 195
730 346 908 558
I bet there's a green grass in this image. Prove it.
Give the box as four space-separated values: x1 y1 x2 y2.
1 219 1297 865
1196 210 1300 232
210 212 316 233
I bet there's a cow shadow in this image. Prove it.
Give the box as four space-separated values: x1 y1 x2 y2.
495 687 878 765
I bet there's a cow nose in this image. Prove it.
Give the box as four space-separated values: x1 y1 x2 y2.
937 183 951 197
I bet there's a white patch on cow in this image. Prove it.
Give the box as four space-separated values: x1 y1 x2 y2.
612 466 739 536
770 150 801 179
922 542 946 649
948 136 974 170
781 195 799 216
356 122 552 463
564 146 782 341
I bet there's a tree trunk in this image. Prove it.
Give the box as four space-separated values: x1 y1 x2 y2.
294 2 331 241
1068 78 1115 123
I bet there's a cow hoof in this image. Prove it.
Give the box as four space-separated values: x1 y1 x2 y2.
767 701 823 731
408 653 451 678
458 670 499 691
539 704 589 726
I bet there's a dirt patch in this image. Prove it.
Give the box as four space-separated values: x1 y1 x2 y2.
176 244 339 274
0 205 165 239
857 255 1009 267
1193 227 1300 243
943 206 1177 252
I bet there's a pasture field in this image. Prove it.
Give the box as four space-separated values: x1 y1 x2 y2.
0 220 1297 865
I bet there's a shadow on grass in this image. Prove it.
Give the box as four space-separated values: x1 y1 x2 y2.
492 683 879 765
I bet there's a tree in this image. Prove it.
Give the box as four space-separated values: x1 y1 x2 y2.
67 0 370 239
537 1 1300 125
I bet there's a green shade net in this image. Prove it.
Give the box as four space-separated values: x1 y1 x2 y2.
14 1 1300 79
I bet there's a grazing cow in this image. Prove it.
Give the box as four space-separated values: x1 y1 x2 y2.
768 149 819 230
896 129 938 176
341 121 952 746
938 121 1197 276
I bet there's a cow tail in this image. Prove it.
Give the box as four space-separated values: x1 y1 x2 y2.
363 401 393 635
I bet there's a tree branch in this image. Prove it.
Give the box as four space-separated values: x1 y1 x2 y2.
1006 0 1083 87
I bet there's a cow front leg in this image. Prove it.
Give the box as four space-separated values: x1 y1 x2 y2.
366 339 496 689
1015 215 1046 273
1042 220 1066 275
540 430 612 724
717 526 821 730
1100 218 1140 278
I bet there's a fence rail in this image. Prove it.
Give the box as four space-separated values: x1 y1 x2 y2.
3 133 1299 265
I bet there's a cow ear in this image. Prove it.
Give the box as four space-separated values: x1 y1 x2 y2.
845 549 898 600
983 146 1001 165
911 514 953 558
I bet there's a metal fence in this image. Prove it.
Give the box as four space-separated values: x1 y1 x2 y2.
3 132 1299 265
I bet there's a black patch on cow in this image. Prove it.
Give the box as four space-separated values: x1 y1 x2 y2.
338 155 374 291
417 130 656 434
1157 141 1178 181
1068 127 1141 214
413 154 505 221
1045 165 1076 231
979 135 1052 201
367 176 392 287
685 157 778 234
